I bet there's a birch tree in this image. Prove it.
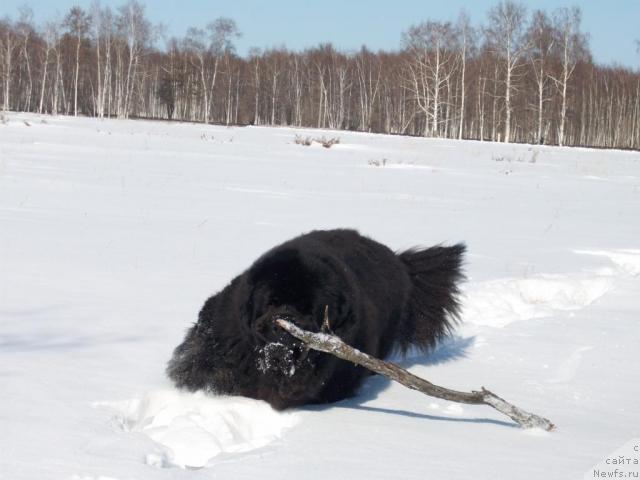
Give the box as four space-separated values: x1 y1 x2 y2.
404 21 458 137
51 19 64 114
265 49 283 125
206 17 240 123
16 7 35 111
289 53 303 126
355 46 381 132
64 6 90 116
526 10 554 144
38 20 59 113
117 0 151 118
0 18 18 111
156 37 181 120
456 12 477 140
183 27 209 121
550 6 588 146
485 1 529 143
90 1 114 117
248 47 261 125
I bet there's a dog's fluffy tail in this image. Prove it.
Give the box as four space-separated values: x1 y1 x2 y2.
397 243 466 352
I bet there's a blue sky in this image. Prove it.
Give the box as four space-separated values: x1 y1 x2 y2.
3 0 639 68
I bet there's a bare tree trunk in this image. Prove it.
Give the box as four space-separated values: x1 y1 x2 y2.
504 49 512 143
458 43 466 139
94 11 102 117
226 59 233 125
316 64 325 128
632 88 639 149
102 32 111 117
559 65 568 146
21 32 33 112
38 39 51 113
233 72 240 125
252 56 260 125
479 75 486 141
537 70 544 143
491 64 499 141
123 41 136 118
292 56 302 126
198 55 208 123
432 47 441 136
207 55 219 123
73 34 81 116
444 74 451 137
2 30 16 111
270 65 279 125
52 46 61 114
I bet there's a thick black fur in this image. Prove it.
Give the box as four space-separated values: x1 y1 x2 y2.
167 229 465 410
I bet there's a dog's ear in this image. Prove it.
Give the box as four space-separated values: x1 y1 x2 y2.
330 291 355 329
248 248 318 313
166 292 222 390
249 247 313 284
166 321 207 390
194 294 218 334
167 284 257 396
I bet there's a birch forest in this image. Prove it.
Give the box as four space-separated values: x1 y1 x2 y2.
1 1 639 149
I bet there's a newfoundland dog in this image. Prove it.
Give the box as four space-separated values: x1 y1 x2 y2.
167 229 465 410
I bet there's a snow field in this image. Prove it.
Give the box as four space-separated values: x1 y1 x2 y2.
1 112 639 479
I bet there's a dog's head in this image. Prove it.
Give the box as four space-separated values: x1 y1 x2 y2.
167 246 354 409
245 247 354 407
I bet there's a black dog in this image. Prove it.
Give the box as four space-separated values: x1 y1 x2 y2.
167 229 465 410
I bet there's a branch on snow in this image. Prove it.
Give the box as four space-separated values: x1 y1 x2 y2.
275 317 555 431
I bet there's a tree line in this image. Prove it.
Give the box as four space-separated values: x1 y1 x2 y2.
1 1 639 149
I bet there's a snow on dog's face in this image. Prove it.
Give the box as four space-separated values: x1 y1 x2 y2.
167 247 352 409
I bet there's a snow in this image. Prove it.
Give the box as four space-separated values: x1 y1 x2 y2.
1 112 639 479
461 272 614 328
574 249 640 276
94 391 298 469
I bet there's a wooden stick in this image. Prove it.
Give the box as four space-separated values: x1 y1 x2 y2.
275 318 555 431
